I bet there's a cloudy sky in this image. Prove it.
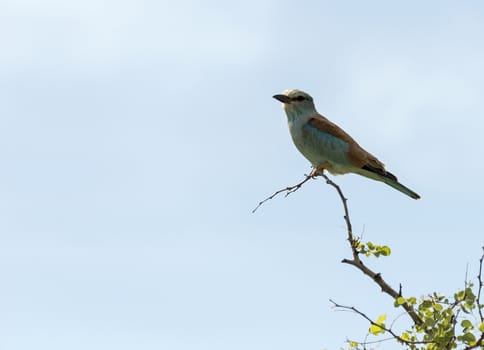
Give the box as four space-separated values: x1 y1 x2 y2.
1 1 483 349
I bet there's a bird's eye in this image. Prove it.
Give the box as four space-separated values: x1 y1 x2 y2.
295 96 305 101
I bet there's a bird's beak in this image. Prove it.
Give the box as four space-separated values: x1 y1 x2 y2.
272 94 291 104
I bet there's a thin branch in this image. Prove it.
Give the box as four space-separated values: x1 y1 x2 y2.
318 173 353 243
341 257 422 325
330 299 430 346
346 336 404 346
449 307 459 350
252 173 314 213
477 246 484 323
389 310 410 330
459 248 484 350
318 171 423 326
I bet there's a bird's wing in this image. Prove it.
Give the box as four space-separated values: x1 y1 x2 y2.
307 114 397 180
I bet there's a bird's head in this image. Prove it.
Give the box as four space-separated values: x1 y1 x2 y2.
273 89 317 120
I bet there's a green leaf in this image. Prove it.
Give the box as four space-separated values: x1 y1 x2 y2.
433 303 443 311
396 296 406 305
422 318 435 329
458 332 476 344
479 321 484 332
461 319 473 330
349 341 358 348
369 314 386 335
381 245 391 256
461 303 471 314
465 287 476 302
455 290 465 301
420 300 432 310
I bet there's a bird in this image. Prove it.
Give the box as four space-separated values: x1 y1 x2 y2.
273 89 420 199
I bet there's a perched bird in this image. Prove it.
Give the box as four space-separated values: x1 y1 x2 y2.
273 89 420 199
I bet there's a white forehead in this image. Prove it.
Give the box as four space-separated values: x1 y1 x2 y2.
283 89 312 100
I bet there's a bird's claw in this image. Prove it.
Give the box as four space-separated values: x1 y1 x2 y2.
310 162 330 177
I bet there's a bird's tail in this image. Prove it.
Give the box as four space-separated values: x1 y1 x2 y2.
355 168 421 200
380 176 421 199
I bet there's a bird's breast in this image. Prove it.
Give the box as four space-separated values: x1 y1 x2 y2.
288 119 352 174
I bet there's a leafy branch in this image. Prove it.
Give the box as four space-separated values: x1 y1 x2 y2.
254 170 484 349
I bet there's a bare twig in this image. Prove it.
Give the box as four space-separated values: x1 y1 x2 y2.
318 172 354 242
252 173 314 213
346 336 403 346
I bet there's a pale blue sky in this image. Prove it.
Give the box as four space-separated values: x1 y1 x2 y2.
1 1 484 349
